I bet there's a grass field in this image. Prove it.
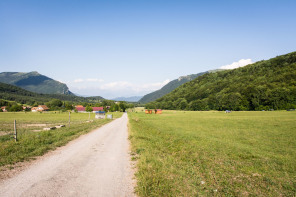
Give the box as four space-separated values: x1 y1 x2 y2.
0 112 122 167
128 110 296 196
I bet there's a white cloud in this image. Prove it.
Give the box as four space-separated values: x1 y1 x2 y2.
74 78 84 83
73 78 104 83
68 79 171 98
220 59 253 69
100 81 133 90
86 78 104 82
100 79 170 92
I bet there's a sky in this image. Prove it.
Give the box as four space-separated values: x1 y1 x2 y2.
1 0 296 99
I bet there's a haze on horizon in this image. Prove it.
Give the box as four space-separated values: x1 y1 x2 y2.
1 0 296 99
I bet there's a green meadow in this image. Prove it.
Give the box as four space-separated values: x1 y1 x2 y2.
128 110 296 196
0 112 122 167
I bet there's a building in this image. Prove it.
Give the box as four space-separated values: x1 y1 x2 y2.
76 107 86 112
75 106 104 113
155 109 162 114
38 105 49 111
1 106 7 112
31 105 49 112
92 107 104 112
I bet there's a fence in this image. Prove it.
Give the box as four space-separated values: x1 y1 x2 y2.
0 112 105 143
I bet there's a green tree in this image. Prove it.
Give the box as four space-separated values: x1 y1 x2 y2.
9 104 23 112
65 102 74 110
50 99 63 108
86 106 93 112
119 102 127 112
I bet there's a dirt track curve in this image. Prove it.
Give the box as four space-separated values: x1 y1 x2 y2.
0 113 135 197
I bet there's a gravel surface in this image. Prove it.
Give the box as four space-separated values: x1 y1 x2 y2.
0 113 136 197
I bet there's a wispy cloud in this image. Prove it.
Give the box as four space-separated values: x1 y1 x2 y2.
73 78 104 83
74 78 84 83
68 79 170 98
220 59 253 69
99 79 170 92
86 78 104 82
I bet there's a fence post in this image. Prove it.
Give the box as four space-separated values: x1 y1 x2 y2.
14 119 17 142
69 112 71 127
89 112 90 121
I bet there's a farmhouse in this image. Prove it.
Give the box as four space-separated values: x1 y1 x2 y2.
76 107 86 112
38 105 49 111
75 106 104 113
1 106 7 112
92 107 104 112
31 105 49 112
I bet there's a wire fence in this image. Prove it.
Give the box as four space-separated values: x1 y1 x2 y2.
0 112 102 143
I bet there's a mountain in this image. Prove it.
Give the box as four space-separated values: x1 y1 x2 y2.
0 82 104 105
147 51 296 111
112 96 143 102
139 71 209 103
0 71 73 95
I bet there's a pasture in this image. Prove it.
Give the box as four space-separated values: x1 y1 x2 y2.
0 111 122 167
128 110 296 196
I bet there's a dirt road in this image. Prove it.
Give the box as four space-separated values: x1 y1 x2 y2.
0 113 135 197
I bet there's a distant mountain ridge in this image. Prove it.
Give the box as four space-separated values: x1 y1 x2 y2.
0 82 104 105
0 71 73 95
112 96 143 102
139 71 210 103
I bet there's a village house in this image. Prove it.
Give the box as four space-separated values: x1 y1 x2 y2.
92 107 104 113
1 106 7 112
76 107 86 112
31 107 38 112
75 106 104 113
31 105 49 112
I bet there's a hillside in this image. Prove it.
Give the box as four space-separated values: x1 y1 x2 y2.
0 82 104 105
0 71 73 95
147 51 296 111
139 72 208 103
113 96 143 102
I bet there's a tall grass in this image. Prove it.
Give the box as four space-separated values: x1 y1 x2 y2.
0 112 122 167
128 111 296 196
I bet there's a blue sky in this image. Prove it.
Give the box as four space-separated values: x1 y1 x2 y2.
1 0 296 98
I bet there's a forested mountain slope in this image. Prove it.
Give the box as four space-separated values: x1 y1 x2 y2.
147 51 296 111
139 72 208 103
0 82 104 105
0 71 73 95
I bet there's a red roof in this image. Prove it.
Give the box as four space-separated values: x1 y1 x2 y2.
76 107 86 111
39 105 49 110
92 107 104 111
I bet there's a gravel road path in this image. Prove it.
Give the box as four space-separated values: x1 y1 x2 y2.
0 113 135 197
